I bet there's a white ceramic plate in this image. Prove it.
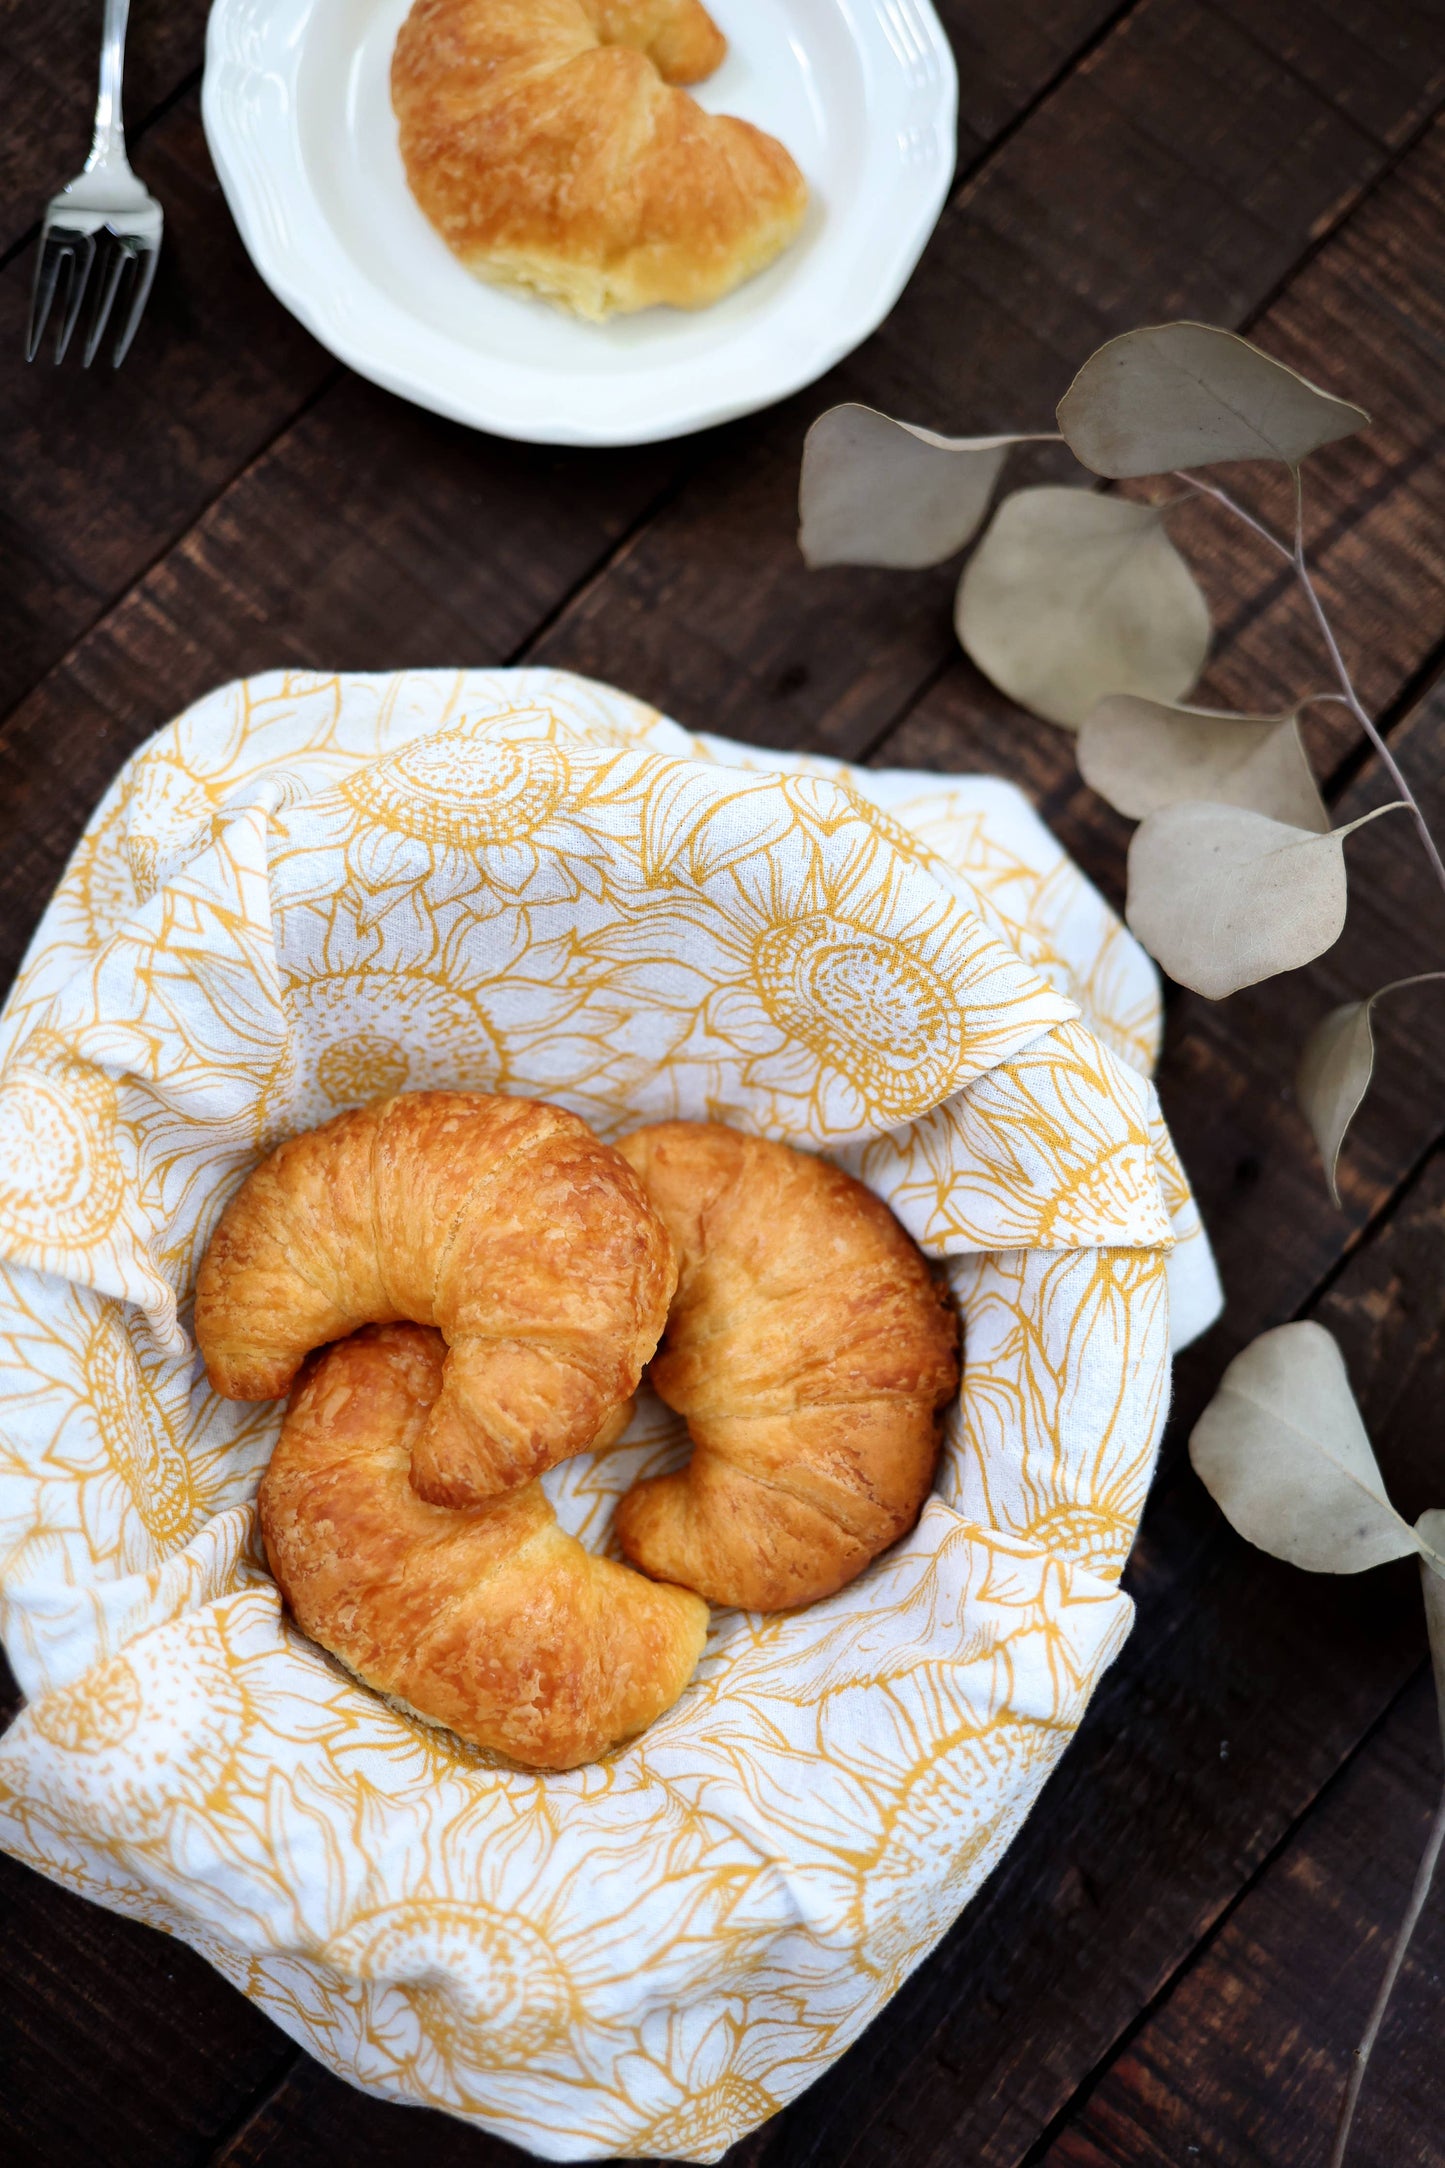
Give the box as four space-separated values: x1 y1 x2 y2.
201 0 956 445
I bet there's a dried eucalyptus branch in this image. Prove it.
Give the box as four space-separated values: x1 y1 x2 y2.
796 317 1444 1198
795 319 1445 2165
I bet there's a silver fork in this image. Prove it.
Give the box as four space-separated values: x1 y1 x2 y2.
26 0 163 369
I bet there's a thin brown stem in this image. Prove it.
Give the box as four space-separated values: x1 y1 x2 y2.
1286 471 1445 902
1329 1777 1445 2168
1169 467 1445 906
1170 468 1294 560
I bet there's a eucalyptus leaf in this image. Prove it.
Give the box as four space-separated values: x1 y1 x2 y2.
1190 1322 1421 1574
1078 695 1329 829
1126 802 1402 999
1296 999 1378 1208
955 487 1210 729
799 406 1025 569
1056 321 1370 479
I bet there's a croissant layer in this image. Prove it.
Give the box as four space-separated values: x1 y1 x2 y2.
615 1122 960 1610
261 1324 708 1768
391 0 809 319
195 1091 677 1507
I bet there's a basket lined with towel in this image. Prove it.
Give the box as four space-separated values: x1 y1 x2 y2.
0 668 1219 2163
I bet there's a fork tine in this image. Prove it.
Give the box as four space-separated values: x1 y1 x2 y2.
26 231 64 362
52 231 96 364
81 236 129 369
110 236 158 368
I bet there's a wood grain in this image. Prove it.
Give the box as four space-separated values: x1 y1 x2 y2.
1042 1669 1445 2168
0 1845 295 2168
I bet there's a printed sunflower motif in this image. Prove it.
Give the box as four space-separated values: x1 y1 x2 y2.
945 1246 1170 1578
19 1611 252 1842
83 1308 195 1550
341 717 571 855
620 2006 789 2159
260 970 508 1139
324 1898 578 2067
846 1018 1170 1256
28 1651 142 1753
0 1030 126 1259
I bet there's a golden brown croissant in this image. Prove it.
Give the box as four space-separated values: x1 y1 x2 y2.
261 1323 708 1768
391 0 809 320
195 1092 676 1509
615 1123 959 1610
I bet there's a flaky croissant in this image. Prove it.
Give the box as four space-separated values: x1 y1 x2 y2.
391 0 808 320
195 1092 676 1509
261 1324 708 1768
615 1123 959 1610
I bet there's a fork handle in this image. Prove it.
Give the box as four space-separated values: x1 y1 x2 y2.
88 0 132 171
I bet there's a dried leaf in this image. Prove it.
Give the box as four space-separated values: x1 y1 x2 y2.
1190 1322 1421 1574
1078 695 1329 829
955 487 1210 729
1125 802 1400 999
799 406 1024 570
1056 321 1370 479
1296 999 1378 1209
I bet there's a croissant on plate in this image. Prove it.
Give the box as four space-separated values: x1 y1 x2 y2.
615 1122 960 1610
195 1091 676 1509
261 1323 708 1768
391 0 809 319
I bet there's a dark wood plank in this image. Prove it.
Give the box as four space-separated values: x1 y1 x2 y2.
0 94 334 718
941 0 1131 167
1036 1153 1445 2167
211 2055 532 2168
0 1848 296 2168
1042 1669 1445 2168
1207 0 1445 150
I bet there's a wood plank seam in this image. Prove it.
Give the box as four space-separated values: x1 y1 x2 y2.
198 2050 309 2168
1012 1661 1432 2165
1231 85 1445 335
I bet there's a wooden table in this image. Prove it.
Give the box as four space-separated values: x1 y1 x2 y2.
4 2 1445 2162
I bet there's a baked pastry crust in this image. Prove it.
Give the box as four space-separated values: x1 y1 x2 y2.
615 1122 960 1609
391 0 809 319
261 1323 708 1768
195 1091 676 1509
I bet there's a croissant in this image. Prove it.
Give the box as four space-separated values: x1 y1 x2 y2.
615 1123 960 1610
391 0 809 320
261 1323 708 1768
195 1092 676 1509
